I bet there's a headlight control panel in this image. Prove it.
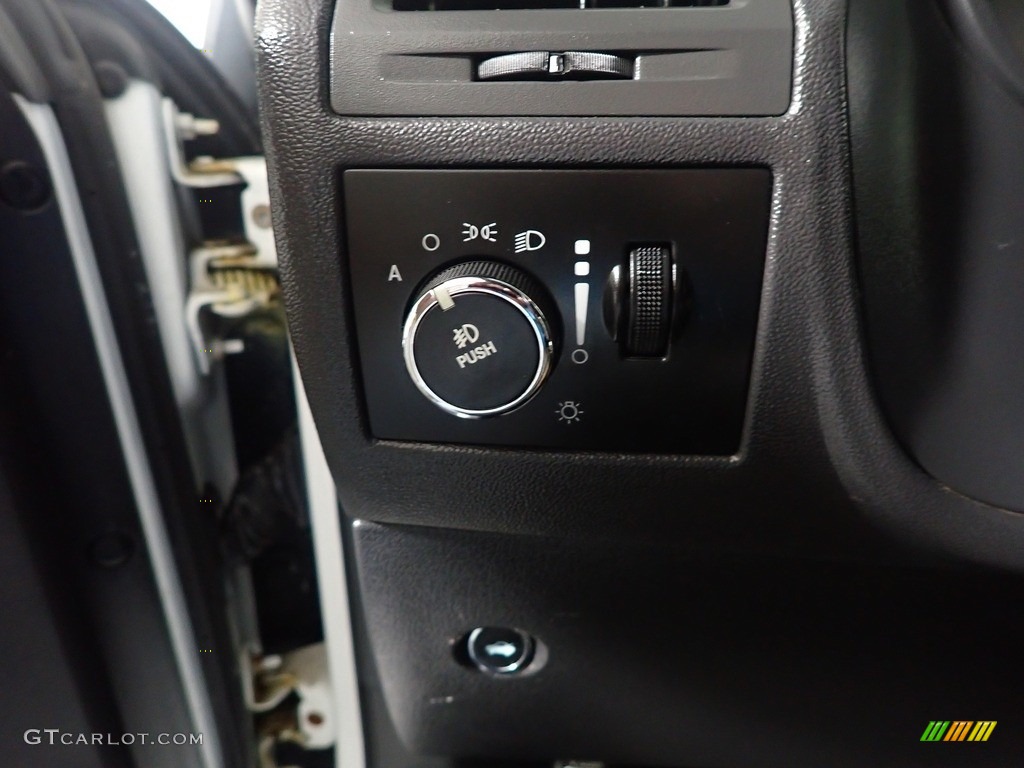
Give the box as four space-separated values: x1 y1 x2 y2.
344 170 770 453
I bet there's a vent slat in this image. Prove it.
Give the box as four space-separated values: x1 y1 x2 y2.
393 0 729 10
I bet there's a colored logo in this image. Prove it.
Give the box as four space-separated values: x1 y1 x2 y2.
921 721 996 742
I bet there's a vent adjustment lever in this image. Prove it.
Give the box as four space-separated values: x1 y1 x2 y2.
477 51 634 81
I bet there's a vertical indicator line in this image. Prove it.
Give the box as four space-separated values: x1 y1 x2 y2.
574 283 589 347
573 257 591 349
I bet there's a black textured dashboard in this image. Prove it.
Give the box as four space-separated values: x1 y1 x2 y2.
850 0 1024 512
257 0 1024 561
256 0 1024 764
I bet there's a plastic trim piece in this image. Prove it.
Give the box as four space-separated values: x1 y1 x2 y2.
328 0 793 116
940 0 1024 105
256 0 1024 761
256 0 1024 565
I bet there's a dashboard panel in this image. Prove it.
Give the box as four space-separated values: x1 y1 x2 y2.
255 0 1024 764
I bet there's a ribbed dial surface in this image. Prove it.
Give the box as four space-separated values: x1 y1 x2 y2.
421 261 547 302
626 245 673 357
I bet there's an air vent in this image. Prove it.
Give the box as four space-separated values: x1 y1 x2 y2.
393 0 729 10
337 0 792 116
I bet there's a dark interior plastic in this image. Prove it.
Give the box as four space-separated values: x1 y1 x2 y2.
255 0 1024 764
850 0 1024 512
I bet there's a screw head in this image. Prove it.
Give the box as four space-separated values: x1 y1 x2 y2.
93 60 129 98
251 203 272 229
0 161 52 212
89 531 135 568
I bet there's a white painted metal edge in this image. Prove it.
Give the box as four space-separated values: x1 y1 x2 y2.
291 354 366 768
103 80 240 500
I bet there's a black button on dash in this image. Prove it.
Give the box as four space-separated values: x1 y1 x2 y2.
466 627 535 675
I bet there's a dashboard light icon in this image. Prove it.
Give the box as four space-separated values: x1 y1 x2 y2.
556 400 583 424
514 230 546 253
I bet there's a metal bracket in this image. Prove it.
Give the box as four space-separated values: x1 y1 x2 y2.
185 243 278 374
163 97 280 375
161 97 278 267
242 643 336 755
161 99 241 188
